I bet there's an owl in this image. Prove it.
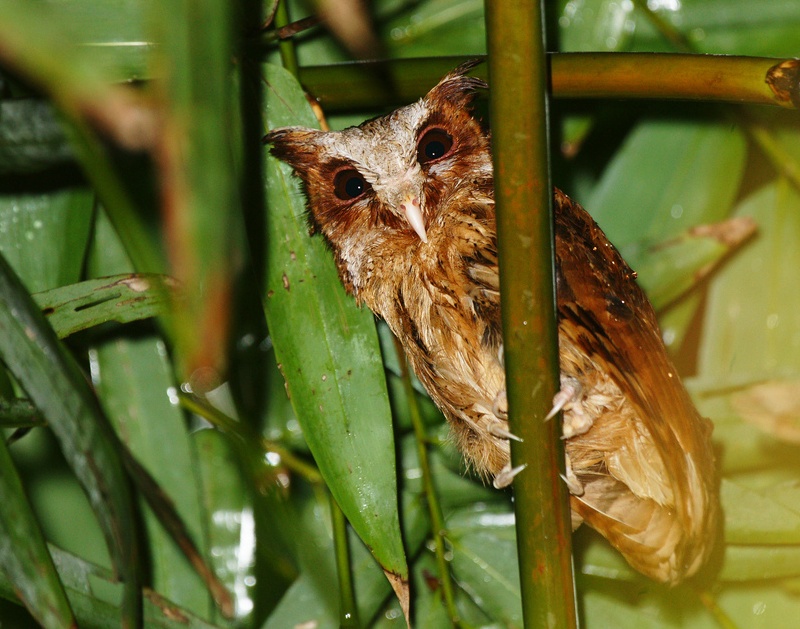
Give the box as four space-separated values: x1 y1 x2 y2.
265 60 719 585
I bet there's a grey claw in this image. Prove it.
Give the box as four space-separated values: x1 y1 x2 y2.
493 463 527 489
488 423 523 442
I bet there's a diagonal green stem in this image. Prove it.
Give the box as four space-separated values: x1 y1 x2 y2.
330 496 360 628
394 338 461 627
485 1 577 628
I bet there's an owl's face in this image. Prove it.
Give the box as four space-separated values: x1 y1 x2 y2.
266 63 492 270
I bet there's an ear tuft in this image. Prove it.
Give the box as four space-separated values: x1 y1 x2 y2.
263 127 322 170
426 59 487 108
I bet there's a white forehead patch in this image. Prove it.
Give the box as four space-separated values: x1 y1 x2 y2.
314 100 430 185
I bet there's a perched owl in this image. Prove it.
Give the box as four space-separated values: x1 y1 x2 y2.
265 61 718 584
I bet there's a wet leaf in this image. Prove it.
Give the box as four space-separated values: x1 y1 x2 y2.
0 251 140 626
34 273 171 338
261 62 407 595
0 437 76 628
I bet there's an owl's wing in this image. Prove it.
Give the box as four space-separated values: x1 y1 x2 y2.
552 189 718 584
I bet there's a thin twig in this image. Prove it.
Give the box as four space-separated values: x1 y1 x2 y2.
393 337 461 627
330 496 361 628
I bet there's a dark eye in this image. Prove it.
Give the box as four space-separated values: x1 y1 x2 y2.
333 169 368 201
417 128 454 164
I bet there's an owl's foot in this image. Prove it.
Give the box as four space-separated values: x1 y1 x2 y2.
488 422 522 442
493 462 527 489
545 376 594 439
561 452 584 496
492 390 508 419
489 392 522 442
545 377 582 421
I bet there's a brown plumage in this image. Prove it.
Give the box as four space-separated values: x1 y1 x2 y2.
265 61 719 584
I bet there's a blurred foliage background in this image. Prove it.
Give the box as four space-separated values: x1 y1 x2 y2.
1 0 800 627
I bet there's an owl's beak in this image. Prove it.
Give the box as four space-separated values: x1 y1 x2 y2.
399 195 428 243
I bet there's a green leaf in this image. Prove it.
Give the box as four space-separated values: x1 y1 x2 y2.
588 118 746 247
0 186 93 293
557 0 636 53
87 210 213 617
34 273 171 338
446 504 522 626
0 99 73 174
261 63 407 588
0 0 148 84
193 429 257 623
629 216 756 312
722 479 800 545
147 0 244 375
0 251 140 626
697 181 800 386
0 437 76 628
0 544 226 628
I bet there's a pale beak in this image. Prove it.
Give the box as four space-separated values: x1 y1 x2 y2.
399 195 428 243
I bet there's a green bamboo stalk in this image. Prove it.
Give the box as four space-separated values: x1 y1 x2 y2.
294 53 796 111
484 3 577 629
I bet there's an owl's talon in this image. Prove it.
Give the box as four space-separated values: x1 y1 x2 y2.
488 422 522 442
492 390 508 419
562 453 584 496
545 377 582 421
493 463 527 489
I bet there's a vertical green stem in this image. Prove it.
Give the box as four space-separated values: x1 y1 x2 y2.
394 339 461 627
484 3 578 628
330 496 360 628
274 0 300 78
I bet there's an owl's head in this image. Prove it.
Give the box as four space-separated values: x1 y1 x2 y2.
265 61 491 250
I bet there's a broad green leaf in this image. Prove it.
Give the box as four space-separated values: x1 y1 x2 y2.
193 429 257 623
0 0 148 84
722 480 800 545
714 582 800 629
558 0 636 53
0 99 73 174
697 181 800 385
87 210 212 617
0 252 140 626
34 273 171 338
588 118 746 247
446 504 522 626
261 63 407 589
721 545 800 582
631 216 756 312
381 0 485 58
630 0 800 57
0 437 76 628
0 186 93 293
0 544 225 629
147 0 244 376
582 589 675 629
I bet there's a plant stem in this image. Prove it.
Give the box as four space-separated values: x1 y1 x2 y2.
177 392 323 484
293 53 797 111
485 1 578 628
274 0 300 78
394 338 461 627
330 496 361 628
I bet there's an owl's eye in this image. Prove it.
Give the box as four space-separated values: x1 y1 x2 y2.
417 128 454 164
333 169 368 201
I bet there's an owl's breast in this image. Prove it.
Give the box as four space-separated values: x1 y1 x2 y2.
354 208 510 476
